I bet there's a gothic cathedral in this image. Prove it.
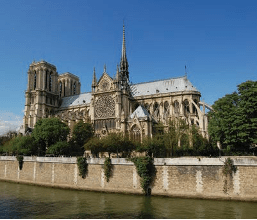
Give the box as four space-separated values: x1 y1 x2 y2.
22 26 212 141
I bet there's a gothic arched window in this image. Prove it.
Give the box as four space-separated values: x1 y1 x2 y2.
49 73 52 92
34 71 37 90
45 70 48 90
63 81 65 96
174 100 180 114
164 101 169 118
153 102 160 119
59 82 62 97
131 125 141 142
184 100 190 115
73 82 76 95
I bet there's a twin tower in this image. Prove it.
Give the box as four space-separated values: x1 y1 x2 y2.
23 25 133 137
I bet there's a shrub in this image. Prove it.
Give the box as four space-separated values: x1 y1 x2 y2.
131 156 156 195
104 157 112 182
77 157 88 179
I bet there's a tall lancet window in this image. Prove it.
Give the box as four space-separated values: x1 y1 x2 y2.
45 70 48 90
34 71 37 90
63 81 65 96
59 82 62 97
49 72 52 92
73 82 76 95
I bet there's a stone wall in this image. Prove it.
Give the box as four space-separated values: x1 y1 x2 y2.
0 156 256 201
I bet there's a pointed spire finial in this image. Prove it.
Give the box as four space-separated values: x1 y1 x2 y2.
185 65 187 77
104 64 107 73
120 23 129 81
116 64 120 81
122 22 126 62
92 67 97 87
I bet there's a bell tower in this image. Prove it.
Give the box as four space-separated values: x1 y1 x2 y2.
23 61 59 130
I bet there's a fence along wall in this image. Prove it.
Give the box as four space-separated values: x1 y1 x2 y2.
0 156 257 201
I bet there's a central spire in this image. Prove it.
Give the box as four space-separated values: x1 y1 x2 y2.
120 23 129 81
121 24 127 63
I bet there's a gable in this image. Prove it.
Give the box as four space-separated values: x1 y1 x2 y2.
97 72 114 92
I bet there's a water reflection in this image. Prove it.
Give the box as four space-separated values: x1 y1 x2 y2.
0 181 257 218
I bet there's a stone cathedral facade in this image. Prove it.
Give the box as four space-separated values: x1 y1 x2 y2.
22 26 212 141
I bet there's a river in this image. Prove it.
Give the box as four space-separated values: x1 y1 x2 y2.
0 181 256 219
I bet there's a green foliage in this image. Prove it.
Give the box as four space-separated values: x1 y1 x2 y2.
0 131 17 147
16 155 24 170
70 121 94 155
32 118 70 155
104 157 112 182
138 136 166 158
130 156 156 195
222 157 237 176
84 133 135 158
77 157 88 179
222 157 237 193
2 135 37 156
208 80 257 153
84 137 104 157
46 141 71 156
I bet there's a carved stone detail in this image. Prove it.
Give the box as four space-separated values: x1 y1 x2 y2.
95 95 115 119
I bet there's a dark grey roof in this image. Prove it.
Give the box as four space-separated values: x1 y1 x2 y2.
59 76 199 108
60 92 91 108
132 76 199 97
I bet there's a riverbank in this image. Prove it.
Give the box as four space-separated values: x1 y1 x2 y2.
0 156 256 201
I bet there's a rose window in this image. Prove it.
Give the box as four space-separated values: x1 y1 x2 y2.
95 95 115 118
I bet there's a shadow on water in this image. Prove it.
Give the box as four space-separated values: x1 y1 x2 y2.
0 181 257 219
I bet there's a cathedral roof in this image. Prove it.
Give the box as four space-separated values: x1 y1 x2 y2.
130 105 150 119
59 76 199 108
60 92 91 108
132 76 199 97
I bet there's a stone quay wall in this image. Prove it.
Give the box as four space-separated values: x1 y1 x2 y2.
0 156 257 201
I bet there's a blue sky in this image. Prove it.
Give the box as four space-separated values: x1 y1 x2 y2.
0 0 256 134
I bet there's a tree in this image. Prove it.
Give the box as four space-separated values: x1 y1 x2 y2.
46 141 71 156
208 80 257 153
1 135 37 156
70 121 94 155
32 118 70 155
84 133 135 158
139 136 166 158
84 137 104 157
102 133 135 158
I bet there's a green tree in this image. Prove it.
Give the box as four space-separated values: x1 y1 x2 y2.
208 80 257 153
2 135 37 156
139 136 166 158
102 133 135 158
46 141 71 156
70 121 94 155
84 137 104 157
32 118 70 155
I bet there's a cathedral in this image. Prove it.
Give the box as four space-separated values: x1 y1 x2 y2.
22 26 212 141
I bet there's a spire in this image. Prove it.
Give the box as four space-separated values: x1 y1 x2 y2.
115 64 120 81
104 64 107 73
121 23 127 63
92 67 97 87
120 23 129 80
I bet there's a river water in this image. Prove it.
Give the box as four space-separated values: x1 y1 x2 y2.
0 181 257 219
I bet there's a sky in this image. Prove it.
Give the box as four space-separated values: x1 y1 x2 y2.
0 0 256 135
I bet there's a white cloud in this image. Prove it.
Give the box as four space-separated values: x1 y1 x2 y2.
0 111 23 136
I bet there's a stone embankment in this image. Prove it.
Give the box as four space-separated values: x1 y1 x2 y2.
0 156 256 201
